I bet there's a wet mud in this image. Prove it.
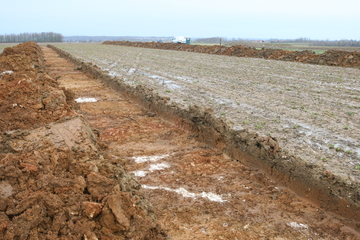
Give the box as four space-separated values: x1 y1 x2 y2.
103 41 360 68
46 44 360 238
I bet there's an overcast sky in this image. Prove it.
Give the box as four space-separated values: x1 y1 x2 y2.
1 0 359 40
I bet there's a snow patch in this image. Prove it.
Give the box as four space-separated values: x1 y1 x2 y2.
0 70 14 76
131 171 147 177
287 222 308 230
201 192 225 202
128 68 136 74
75 97 98 103
108 71 120 77
149 163 170 171
142 185 227 203
133 154 169 163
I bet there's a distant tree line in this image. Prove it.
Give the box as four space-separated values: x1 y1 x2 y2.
0 32 63 43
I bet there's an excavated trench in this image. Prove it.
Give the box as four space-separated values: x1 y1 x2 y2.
42 45 360 239
0 42 169 239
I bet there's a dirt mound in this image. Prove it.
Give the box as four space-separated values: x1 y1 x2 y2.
278 50 318 62
307 49 360 67
0 42 166 239
0 117 166 239
0 42 75 132
103 41 360 68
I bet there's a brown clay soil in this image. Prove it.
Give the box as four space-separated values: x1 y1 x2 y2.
0 42 166 239
38 45 360 239
103 41 360 68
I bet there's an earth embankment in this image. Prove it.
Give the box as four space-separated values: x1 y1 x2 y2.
103 41 360 68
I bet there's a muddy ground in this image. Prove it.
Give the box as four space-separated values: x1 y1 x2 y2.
45 43 360 239
0 42 166 239
103 41 360 68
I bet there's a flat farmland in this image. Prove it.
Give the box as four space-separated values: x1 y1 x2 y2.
54 43 360 175
47 43 360 238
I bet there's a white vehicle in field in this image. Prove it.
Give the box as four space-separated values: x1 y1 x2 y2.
172 36 187 44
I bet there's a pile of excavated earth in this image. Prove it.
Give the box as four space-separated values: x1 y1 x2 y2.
0 42 166 239
103 41 360 68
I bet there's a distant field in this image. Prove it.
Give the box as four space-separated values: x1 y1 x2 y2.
0 43 17 53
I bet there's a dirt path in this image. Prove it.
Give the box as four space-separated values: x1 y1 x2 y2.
42 46 359 239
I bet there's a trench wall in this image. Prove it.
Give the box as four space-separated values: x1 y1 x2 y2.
48 45 360 226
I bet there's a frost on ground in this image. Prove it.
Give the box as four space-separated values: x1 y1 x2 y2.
53 43 360 183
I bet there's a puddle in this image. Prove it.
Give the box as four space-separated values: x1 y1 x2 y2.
75 97 98 103
142 185 227 203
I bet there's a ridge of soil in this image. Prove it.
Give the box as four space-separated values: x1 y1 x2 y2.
47 44 360 235
103 41 360 68
0 42 166 239
0 42 75 131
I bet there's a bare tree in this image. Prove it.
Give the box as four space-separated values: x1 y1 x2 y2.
0 32 63 43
